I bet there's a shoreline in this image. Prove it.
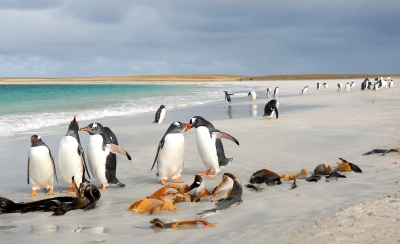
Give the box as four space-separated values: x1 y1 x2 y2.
0 79 399 243
0 74 399 83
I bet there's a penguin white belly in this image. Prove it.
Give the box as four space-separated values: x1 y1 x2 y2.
58 136 83 186
29 146 54 190
158 134 184 180
87 135 109 186
195 127 219 172
158 109 166 124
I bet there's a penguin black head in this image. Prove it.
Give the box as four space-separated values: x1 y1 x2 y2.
159 104 166 109
184 116 212 132
166 121 186 134
66 116 80 137
79 123 105 135
30 135 45 147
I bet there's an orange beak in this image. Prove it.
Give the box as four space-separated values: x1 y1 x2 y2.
184 124 192 132
79 127 90 132
30 136 37 140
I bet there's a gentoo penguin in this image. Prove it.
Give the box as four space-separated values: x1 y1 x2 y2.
248 91 258 102
323 83 329 90
345 82 351 92
273 87 279 97
151 121 186 185
337 83 343 91
300 86 308 95
317 83 320 90
361 80 367 90
374 82 380 91
350 82 355 90
388 79 393 88
80 123 131 190
222 91 234 103
153 105 166 125
263 99 279 119
27 135 57 197
58 116 91 194
184 116 239 177
266 88 271 99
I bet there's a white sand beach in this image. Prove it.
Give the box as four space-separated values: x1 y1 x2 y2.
0 79 399 243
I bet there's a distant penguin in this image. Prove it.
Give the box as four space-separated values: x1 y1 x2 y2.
317 83 320 90
58 116 91 194
323 83 329 90
153 105 166 125
248 91 258 102
27 135 57 197
350 82 355 90
222 91 234 103
345 83 351 92
184 116 239 177
388 80 393 88
80 123 131 190
266 88 271 99
374 82 380 91
361 80 367 90
151 121 186 185
263 99 279 119
367 80 372 89
301 86 309 95
273 87 279 97
337 83 343 91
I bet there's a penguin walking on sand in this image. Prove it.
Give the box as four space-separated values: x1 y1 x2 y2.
361 80 367 90
266 88 271 99
153 105 166 125
222 91 234 103
184 116 239 178
263 99 279 119
388 80 393 88
337 83 343 91
151 121 186 185
350 82 355 90
323 83 329 90
345 83 351 92
80 123 131 190
301 86 309 95
58 116 91 194
248 91 258 102
317 83 320 90
27 135 57 197
273 87 279 98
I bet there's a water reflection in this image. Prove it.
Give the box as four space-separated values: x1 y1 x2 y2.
0 225 110 234
249 104 258 117
226 105 232 119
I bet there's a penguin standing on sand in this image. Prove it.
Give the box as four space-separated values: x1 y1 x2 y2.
248 91 258 102
361 80 367 90
301 86 309 95
80 123 131 190
58 116 91 193
345 83 351 92
388 80 393 88
151 121 186 185
273 87 279 97
266 88 271 99
184 116 239 178
350 82 355 90
153 105 166 125
323 83 329 90
263 99 279 119
317 83 320 90
27 135 57 197
222 91 234 103
337 83 343 91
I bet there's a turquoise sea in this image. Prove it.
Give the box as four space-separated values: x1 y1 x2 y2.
0 83 249 137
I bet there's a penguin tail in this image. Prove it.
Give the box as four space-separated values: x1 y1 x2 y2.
220 158 233 167
153 121 157 123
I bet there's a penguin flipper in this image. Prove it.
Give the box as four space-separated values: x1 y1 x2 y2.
78 145 91 179
275 108 279 119
27 158 30 184
109 143 132 160
151 140 164 170
48 148 58 182
212 130 239 145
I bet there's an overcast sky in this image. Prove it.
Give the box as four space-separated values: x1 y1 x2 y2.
0 1 398 77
